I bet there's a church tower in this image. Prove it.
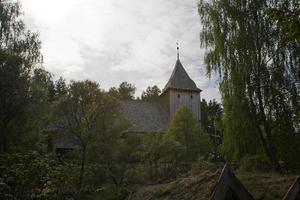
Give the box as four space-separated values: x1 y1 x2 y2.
160 46 202 121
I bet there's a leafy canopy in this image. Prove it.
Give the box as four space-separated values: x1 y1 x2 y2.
168 106 211 162
198 0 300 170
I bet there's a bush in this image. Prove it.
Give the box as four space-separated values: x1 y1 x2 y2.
239 154 272 172
76 186 130 200
189 158 218 176
0 151 79 200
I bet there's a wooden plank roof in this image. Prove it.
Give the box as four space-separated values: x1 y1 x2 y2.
162 59 201 95
121 100 169 133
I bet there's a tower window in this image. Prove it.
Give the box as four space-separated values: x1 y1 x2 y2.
177 94 180 98
191 95 193 99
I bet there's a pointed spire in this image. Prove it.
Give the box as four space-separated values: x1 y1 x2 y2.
161 52 202 95
176 42 179 60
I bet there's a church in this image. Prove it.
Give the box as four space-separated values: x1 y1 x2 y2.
49 49 202 153
121 50 202 133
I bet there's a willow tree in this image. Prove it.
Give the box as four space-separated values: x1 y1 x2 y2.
198 0 300 170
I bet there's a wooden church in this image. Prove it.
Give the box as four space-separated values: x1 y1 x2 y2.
122 48 202 133
48 48 202 152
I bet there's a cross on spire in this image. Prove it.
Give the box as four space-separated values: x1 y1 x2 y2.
176 42 179 60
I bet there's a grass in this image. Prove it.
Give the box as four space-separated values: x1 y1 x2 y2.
237 172 296 200
72 171 298 200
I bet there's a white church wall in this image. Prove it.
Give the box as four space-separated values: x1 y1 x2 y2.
169 90 200 121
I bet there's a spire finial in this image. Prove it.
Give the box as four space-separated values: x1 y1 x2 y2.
176 42 179 60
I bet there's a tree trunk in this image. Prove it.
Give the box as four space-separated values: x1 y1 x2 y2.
255 79 282 173
79 146 86 191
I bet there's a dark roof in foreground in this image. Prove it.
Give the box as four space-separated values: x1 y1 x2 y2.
283 176 300 200
121 100 169 133
162 59 201 94
211 163 254 200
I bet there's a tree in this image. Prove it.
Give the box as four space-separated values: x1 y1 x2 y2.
53 76 67 100
141 85 161 101
0 1 41 151
199 0 300 170
52 80 121 190
167 106 211 163
108 82 136 100
142 133 184 183
200 99 223 136
267 0 300 44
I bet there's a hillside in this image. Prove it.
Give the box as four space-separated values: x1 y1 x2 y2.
128 170 297 200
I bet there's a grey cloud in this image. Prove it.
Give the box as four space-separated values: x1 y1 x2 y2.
21 0 221 101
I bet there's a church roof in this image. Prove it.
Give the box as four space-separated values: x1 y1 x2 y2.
121 100 169 133
162 59 201 95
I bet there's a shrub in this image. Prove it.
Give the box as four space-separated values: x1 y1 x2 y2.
239 154 272 172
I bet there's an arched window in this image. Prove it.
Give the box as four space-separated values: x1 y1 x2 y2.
177 94 180 98
191 95 193 99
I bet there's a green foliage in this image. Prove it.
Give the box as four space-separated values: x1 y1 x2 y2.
267 0 300 44
76 186 130 200
0 151 80 200
200 99 222 132
108 82 136 100
52 76 68 101
52 80 123 190
141 85 161 101
192 161 218 174
92 131 142 186
239 154 272 173
198 0 300 170
168 106 212 162
0 0 43 151
141 133 184 183
221 78 262 161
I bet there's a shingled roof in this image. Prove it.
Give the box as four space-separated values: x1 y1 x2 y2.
162 59 201 94
121 100 169 133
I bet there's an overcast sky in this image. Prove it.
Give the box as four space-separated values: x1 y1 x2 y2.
21 0 220 101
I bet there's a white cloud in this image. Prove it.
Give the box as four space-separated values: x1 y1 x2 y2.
21 0 221 101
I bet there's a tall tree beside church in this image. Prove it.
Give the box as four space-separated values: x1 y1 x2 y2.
168 106 211 162
52 80 121 190
0 1 41 151
200 99 223 136
141 85 161 101
108 82 136 100
198 0 300 169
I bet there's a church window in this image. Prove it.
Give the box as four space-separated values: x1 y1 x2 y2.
191 95 193 99
177 94 180 98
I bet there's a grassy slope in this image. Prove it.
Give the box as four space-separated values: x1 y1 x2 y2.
74 170 297 200
129 171 297 200
237 173 296 200
129 171 219 200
